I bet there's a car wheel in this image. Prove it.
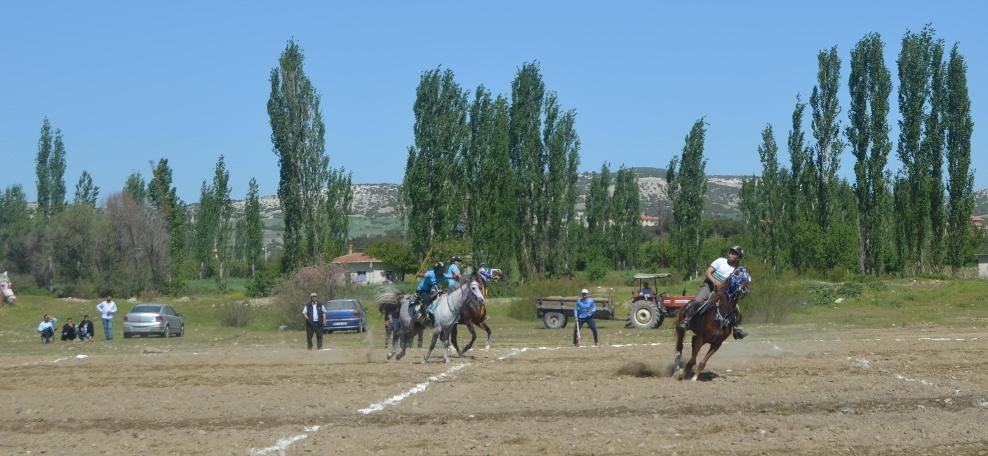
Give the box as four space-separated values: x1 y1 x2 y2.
177 324 184 337
162 325 170 338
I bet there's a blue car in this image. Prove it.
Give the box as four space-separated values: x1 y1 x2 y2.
322 299 368 333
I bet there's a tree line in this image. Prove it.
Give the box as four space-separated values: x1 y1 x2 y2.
738 26 977 277
397 62 642 280
0 40 353 297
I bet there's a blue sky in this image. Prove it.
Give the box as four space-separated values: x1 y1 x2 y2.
1 1 984 202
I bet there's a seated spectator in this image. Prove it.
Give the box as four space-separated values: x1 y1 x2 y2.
78 315 95 341
37 314 57 344
61 318 77 341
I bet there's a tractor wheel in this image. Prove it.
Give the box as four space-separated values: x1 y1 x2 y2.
628 300 660 329
543 311 566 329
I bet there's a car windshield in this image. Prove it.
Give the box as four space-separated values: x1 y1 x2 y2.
130 305 161 313
326 300 358 310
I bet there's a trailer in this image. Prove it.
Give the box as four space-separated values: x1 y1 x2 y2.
536 291 614 329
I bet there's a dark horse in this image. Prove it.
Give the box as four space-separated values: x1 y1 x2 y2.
450 267 502 354
673 267 751 381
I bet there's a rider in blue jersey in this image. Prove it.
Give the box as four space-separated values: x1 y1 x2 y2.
445 255 464 288
414 261 444 321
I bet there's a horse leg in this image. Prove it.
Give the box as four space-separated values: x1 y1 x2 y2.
480 322 492 351
423 325 441 363
439 326 451 364
673 326 686 378
460 322 478 354
693 340 723 382
684 335 702 380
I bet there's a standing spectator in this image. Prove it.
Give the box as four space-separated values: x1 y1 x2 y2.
573 288 599 347
302 292 327 350
37 314 58 343
96 294 117 341
78 314 95 341
61 318 77 341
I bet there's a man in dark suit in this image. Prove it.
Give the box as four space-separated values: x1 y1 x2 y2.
302 292 328 350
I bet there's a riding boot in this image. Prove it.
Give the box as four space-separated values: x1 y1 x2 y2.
733 327 747 340
678 303 694 329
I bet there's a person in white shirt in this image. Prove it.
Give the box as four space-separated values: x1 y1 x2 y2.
678 246 749 339
96 294 117 341
302 292 328 350
37 314 58 343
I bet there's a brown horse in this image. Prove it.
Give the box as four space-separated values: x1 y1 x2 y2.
673 267 751 381
450 267 501 355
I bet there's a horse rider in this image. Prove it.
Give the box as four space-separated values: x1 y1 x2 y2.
678 245 749 340
445 255 464 288
414 261 445 322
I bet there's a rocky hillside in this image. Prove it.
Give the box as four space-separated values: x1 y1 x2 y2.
241 169 987 220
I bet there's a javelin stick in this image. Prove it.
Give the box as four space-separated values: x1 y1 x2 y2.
415 247 434 276
575 309 582 346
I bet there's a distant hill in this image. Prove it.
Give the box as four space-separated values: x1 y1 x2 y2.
223 169 988 239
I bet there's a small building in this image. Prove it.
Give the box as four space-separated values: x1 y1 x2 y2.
979 254 988 280
972 215 986 232
331 248 395 285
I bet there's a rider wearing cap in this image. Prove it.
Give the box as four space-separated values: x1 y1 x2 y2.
445 255 464 288
679 245 749 339
415 261 445 321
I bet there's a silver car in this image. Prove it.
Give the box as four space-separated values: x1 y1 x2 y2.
122 304 185 338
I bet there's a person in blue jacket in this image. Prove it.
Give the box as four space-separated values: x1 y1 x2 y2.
414 261 444 321
445 256 464 288
573 288 599 347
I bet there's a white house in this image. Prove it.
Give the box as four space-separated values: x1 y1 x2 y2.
331 249 394 285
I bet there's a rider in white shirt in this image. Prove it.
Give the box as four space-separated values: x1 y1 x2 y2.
678 246 748 339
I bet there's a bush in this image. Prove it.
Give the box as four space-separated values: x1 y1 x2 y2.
743 274 806 324
506 298 534 321
585 257 609 282
246 270 276 298
218 300 253 327
272 263 347 330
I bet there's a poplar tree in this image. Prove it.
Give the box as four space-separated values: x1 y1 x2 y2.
510 62 547 277
944 45 974 274
268 40 351 269
810 46 843 229
148 158 187 283
667 119 708 280
73 171 100 207
35 118 67 217
243 178 264 275
543 95 581 274
585 163 613 266
124 172 147 204
400 67 469 260
786 97 816 271
755 124 784 272
895 26 936 272
471 95 516 270
923 40 947 269
847 33 892 275
611 166 641 269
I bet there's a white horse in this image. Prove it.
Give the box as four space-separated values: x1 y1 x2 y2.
422 268 487 363
0 271 14 305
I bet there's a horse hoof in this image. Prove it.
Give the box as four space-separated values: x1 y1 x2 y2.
691 375 699 382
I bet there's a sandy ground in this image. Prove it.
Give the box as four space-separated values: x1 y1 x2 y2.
1 324 986 455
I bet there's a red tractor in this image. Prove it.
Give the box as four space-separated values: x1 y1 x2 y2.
626 272 693 329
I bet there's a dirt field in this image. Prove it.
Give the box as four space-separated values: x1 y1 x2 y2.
2 322 986 455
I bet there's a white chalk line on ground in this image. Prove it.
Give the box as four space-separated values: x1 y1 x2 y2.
248 426 320 456
847 356 988 408
249 347 531 455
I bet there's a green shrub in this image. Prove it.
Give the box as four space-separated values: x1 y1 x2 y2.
836 282 864 297
506 298 534 321
744 275 805 324
246 271 276 298
218 300 253 327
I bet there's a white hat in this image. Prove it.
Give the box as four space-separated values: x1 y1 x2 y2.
581 288 589 294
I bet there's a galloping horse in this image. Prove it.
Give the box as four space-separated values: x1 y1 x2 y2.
673 267 751 381
377 289 427 360
451 267 502 354
423 267 487 363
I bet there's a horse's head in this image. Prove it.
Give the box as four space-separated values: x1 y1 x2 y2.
725 267 751 302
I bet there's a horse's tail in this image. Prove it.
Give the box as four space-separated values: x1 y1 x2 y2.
375 286 401 314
